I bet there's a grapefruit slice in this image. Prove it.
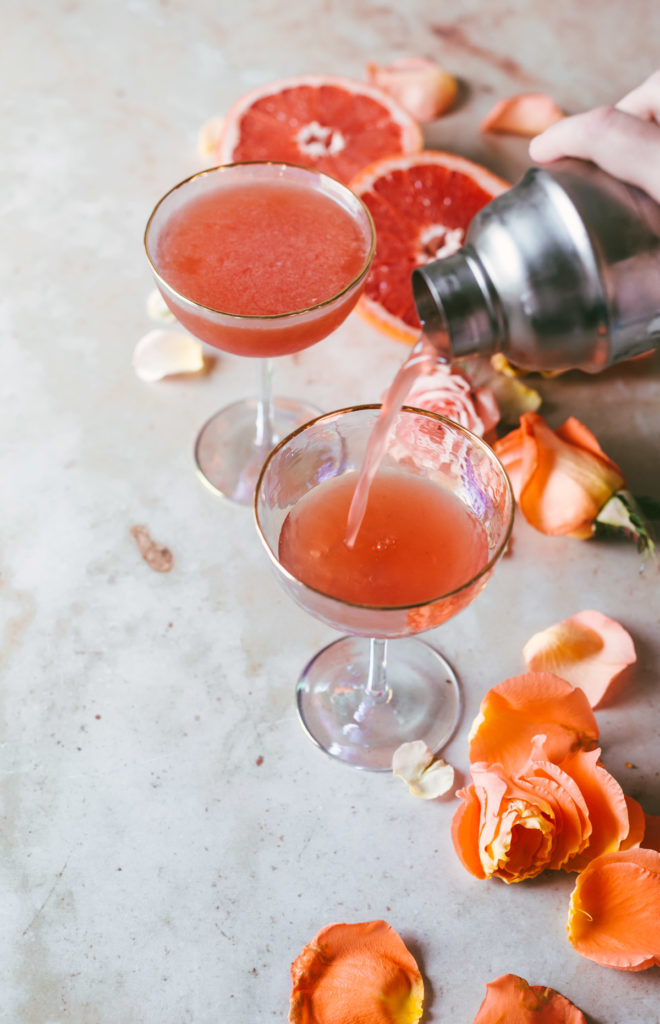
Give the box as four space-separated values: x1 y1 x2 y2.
350 150 509 343
213 74 423 184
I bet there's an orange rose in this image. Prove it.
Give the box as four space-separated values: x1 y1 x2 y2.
494 412 625 537
452 744 644 884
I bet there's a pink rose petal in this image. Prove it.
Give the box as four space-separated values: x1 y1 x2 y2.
366 56 457 122
523 610 636 708
481 93 564 136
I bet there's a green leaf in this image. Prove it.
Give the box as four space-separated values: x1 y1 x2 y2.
595 490 657 562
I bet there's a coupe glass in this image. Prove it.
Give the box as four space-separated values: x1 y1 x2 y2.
254 405 514 771
144 162 375 504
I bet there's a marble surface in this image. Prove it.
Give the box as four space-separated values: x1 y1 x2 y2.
3 2 660 1021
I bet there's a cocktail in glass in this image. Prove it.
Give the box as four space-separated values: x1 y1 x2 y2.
254 405 514 770
144 162 375 503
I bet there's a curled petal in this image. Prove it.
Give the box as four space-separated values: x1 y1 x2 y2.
468 672 599 775
392 741 454 798
411 758 454 798
523 609 637 708
289 920 424 1024
451 784 487 879
557 748 643 871
395 742 454 798
567 849 660 970
473 973 586 1024
481 93 564 136
133 329 204 382
494 413 625 537
393 739 432 779
366 56 457 122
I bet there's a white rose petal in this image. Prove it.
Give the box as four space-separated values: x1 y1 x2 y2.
392 739 434 781
146 288 175 323
198 115 225 160
392 740 455 799
133 329 204 382
408 759 455 799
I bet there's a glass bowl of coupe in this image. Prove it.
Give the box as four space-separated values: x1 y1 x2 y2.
145 162 375 503
254 405 514 770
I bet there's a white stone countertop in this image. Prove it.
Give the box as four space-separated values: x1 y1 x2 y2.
3 2 660 1021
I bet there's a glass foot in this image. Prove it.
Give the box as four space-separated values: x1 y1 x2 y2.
194 397 321 504
296 636 461 771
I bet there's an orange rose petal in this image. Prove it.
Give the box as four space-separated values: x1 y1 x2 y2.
522 761 591 870
472 973 587 1023
452 784 488 879
468 672 599 775
521 415 624 536
642 813 660 852
556 416 620 465
567 849 660 970
494 413 626 537
489 424 526 496
620 794 647 851
289 921 424 1024
558 749 641 871
480 93 564 136
523 609 637 708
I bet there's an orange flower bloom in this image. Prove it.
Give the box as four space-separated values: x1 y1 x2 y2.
472 974 586 1023
452 746 643 884
567 849 660 970
453 673 644 884
289 921 424 1024
494 413 625 537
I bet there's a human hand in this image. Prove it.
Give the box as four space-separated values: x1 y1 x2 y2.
529 71 660 203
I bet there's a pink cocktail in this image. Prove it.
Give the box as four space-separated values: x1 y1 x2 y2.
255 405 514 770
144 162 375 502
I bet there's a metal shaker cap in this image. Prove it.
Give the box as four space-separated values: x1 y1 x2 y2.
412 249 501 362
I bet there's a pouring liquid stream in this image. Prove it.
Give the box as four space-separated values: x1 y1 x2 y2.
345 331 445 547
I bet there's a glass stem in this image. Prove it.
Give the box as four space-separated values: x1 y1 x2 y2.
255 357 275 450
364 637 391 703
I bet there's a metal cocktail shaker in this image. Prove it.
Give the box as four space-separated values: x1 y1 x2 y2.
412 158 660 373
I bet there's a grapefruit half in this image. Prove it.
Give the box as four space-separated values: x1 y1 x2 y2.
213 74 423 184
350 150 510 343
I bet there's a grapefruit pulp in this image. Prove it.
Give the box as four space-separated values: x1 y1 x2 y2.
213 74 423 184
350 150 509 343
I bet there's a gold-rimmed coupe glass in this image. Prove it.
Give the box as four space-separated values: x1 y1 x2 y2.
254 405 514 771
144 162 375 503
